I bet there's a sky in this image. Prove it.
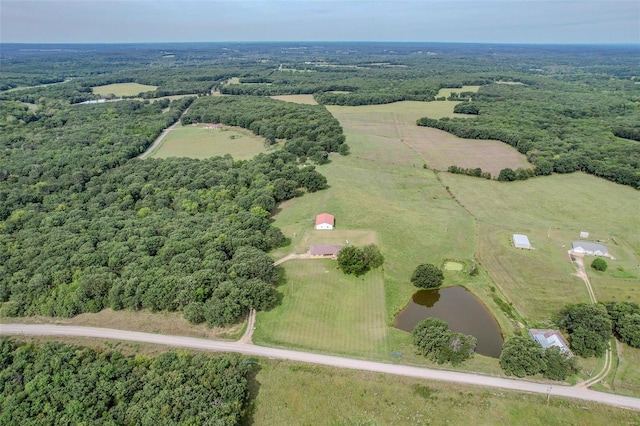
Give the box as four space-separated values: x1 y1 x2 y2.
1 0 639 44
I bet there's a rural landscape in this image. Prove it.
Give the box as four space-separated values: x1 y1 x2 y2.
1 41 640 424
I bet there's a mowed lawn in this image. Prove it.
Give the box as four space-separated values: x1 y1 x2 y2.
254 259 390 359
439 172 640 322
247 359 640 426
91 82 157 97
327 101 530 176
150 123 267 160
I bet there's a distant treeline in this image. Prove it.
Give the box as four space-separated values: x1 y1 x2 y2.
418 79 640 189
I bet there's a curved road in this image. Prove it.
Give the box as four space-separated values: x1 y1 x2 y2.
2 324 639 411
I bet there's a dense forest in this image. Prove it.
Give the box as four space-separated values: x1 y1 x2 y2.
1 42 639 325
0 339 251 425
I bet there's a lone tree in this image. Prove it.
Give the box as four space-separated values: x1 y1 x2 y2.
499 336 546 377
411 264 444 289
337 244 384 277
412 317 476 366
591 257 608 272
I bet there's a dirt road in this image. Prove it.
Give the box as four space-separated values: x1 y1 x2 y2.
138 107 190 159
2 324 639 411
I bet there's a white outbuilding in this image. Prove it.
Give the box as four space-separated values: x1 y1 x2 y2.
513 234 532 250
315 213 335 230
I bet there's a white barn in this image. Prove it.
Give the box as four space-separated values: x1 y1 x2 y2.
315 213 335 230
513 234 532 250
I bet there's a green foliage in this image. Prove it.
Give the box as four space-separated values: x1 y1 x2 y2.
543 346 578 381
556 303 612 357
410 264 444 289
497 168 517 182
182 96 346 162
412 318 476 366
0 339 251 425
591 257 608 272
447 165 491 180
336 244 384 277
499 336 546 377
604 301 640 348
453 102 479 115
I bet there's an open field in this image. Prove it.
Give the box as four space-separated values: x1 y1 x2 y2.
247 359 640 425
436 85 481 98
270 94 318 105
327 102 530 176
254 259 390 359
149 123 268 159
0 308 244 340
91 82 157 97
439 172 640 323
608 344 640 398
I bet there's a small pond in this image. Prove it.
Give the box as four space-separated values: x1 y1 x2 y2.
394 286 503 358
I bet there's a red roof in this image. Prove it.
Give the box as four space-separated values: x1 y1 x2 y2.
315 213 334 226
309 245 342 256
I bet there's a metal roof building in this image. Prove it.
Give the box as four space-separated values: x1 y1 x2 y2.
513 234 532 249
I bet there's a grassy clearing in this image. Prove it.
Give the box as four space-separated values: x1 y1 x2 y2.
0 308 243 340
91 82 157 97
150 123 268 160
436 85 481 98
439 172 640 323
608 343 640 397
246 359 639 426
254 259 389 359
270 94 318 105
327 102 530 176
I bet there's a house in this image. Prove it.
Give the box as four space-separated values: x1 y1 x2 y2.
572 241 610 257
512 234 532 250
315 213 335 230
309 245 342 257
528 329 572 356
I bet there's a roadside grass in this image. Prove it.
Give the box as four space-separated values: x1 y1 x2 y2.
327 102 530 176
270 94 318 105
91 82 157 97
149 123 268 160
436 85 481 98
254 259 390 359
246 359 640 426
0 308 244 340
609 343 640 398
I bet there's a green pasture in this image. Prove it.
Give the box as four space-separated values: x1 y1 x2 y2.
436 85 481 98
91 82 157 97
327 102 530 176
150 123 268 160
247 359 640 426
439 172 640 322
254 259 390 359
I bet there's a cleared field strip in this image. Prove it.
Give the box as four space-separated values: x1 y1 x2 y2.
91 82 157 97
328 102 530 176
270 94 318 105
436 85 481 98
254 259 390 359
150 123 267 160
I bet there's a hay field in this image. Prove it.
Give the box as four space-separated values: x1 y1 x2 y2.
439 172 640 322
248 359 640 425
270 94 318 105
150 123 267 160
91 82 157 97
327 102 530 176
254 259 390 359
436 85 481 98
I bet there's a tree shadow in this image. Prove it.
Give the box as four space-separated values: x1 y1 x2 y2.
240 363 262 426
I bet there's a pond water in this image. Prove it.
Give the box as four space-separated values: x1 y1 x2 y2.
394 286 504 358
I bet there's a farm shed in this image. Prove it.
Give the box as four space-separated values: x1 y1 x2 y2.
512 234 532 250
572 241 610 257
309 245 342 257
315 213 335 230
528 329 572 356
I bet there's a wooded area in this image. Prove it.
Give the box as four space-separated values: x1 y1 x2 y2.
0 339 251 425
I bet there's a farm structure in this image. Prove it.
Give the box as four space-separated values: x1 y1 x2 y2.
572 241 611 258
512 234 532 250
528 329 572 356
315 213 335 230
309 245 343 257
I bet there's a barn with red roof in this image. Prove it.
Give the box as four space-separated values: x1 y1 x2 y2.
315 213 335 230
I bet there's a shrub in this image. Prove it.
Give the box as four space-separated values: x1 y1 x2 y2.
591 258 608 272
411 264 444 289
